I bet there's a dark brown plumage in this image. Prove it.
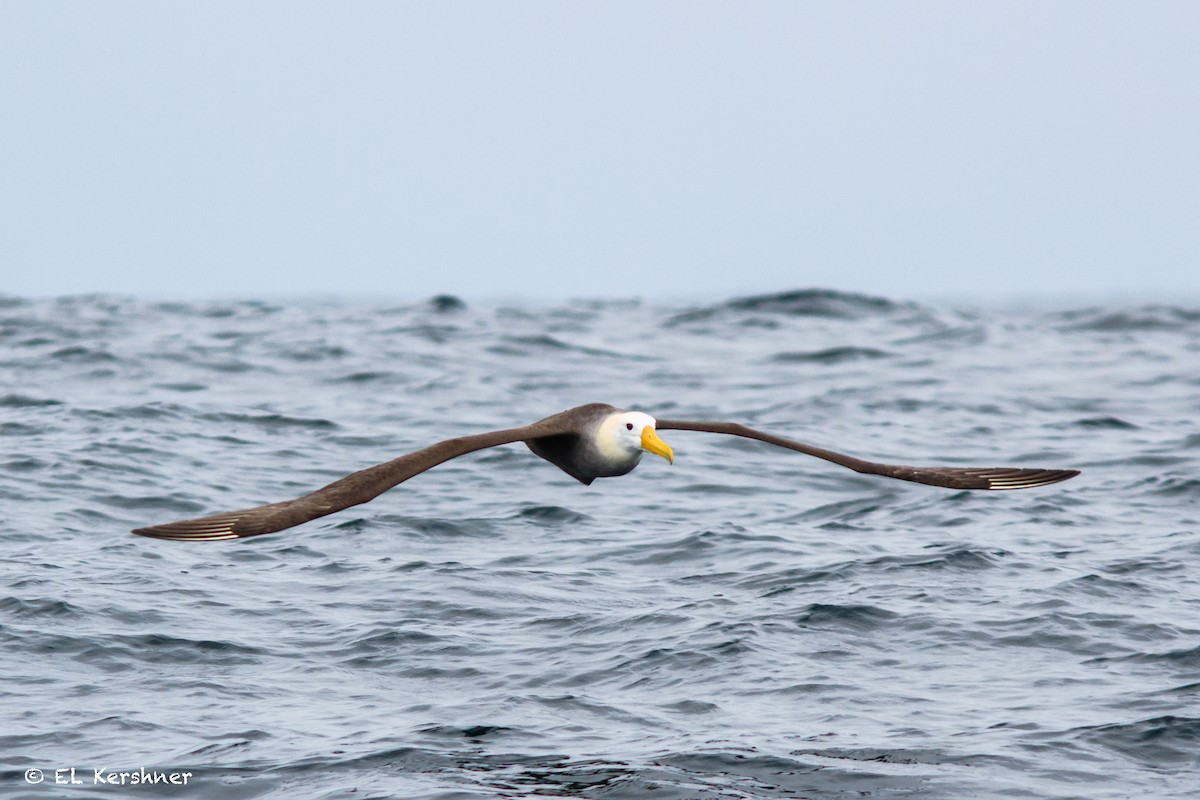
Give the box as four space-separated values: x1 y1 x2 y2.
130 403 1079 542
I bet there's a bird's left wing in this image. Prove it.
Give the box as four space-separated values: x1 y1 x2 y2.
655 419 1080 490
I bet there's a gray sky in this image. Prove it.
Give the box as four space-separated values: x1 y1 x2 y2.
3 2 1197 302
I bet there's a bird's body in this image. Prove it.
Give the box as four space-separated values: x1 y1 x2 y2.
131 403 1080 542
525 403 655 483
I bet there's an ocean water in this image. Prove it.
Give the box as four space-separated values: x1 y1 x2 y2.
1 289 1197 799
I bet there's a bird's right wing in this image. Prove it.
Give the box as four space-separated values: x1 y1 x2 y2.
131 422 563 542
655 419 1080 490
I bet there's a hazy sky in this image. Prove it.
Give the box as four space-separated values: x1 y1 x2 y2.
3 2 1197 302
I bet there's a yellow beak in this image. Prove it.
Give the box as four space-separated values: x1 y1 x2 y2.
640 427 674 464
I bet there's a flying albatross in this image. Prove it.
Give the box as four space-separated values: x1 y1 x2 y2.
130 403 1080 542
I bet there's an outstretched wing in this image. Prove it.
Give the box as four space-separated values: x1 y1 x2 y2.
655 420 1079 490
131 424 548 542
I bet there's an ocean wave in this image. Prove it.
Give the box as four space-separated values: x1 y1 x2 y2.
1071 715 1200 767
1 291 1195 800
770 346 893 364
664 288 914 327
1052 305 1200 332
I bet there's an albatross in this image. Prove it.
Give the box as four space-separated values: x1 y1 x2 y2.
130 403 1080 542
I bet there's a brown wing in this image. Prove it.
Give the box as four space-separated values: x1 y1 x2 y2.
655 420 1080 490
131 422 563 542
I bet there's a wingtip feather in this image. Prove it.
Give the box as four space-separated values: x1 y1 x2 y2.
131 523 240 542
984 468 1080 490
130 512 247 541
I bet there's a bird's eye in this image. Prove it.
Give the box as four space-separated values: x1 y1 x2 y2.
626 423 634 431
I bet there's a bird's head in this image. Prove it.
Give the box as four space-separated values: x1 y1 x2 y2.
606 411 674 464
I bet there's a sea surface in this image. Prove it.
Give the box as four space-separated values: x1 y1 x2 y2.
1 289 1198 799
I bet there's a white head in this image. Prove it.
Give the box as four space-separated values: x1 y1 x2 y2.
600 410 674 464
